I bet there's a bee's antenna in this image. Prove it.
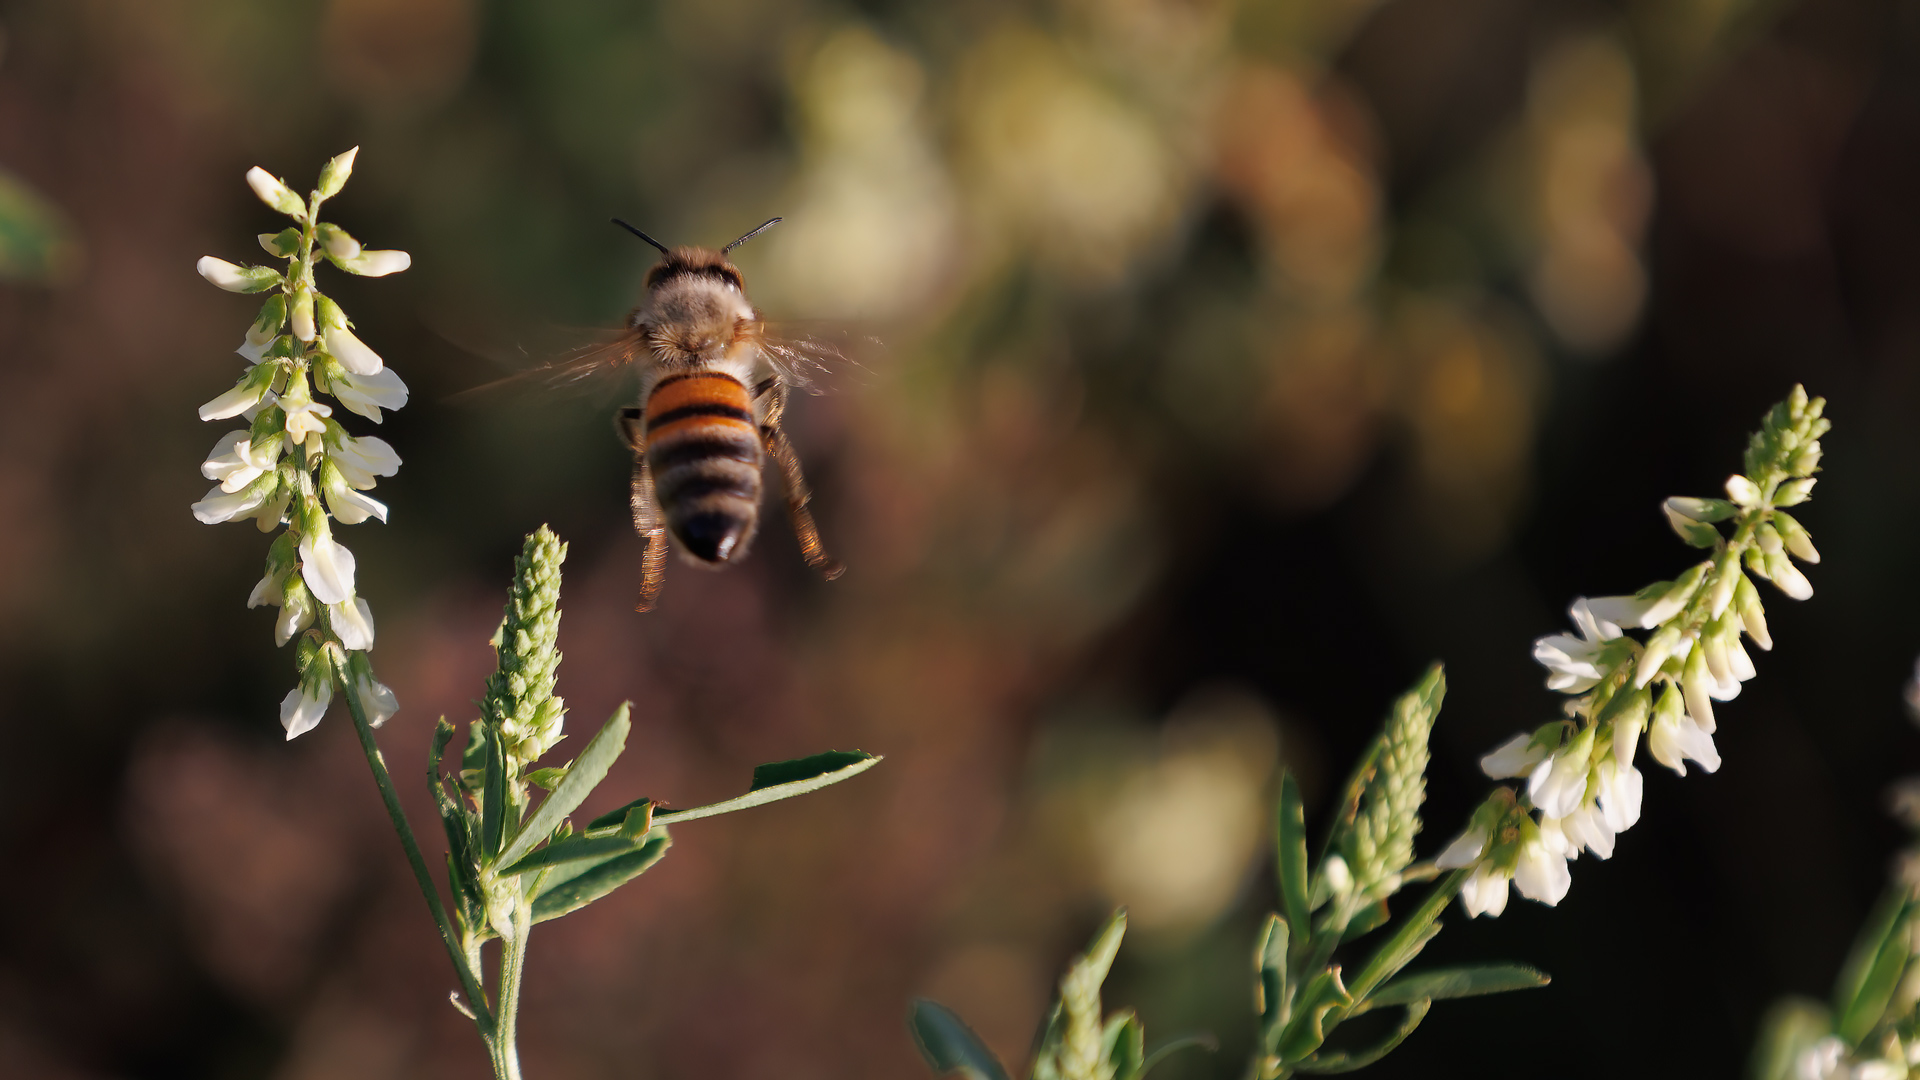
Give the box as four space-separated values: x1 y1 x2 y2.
611 218 670 255
722 217 782 254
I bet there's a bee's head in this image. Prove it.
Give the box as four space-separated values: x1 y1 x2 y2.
613 217 778 295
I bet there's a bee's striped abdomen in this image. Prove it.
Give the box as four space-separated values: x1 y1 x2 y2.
644 370 764 564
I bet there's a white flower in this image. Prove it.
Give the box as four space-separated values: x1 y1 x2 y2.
1766 549 1815 600
196 256 277 293
325 323 385 376
280 679 333 740
1533 598 1621 692
1725 473 1762 507
329 434 401 488
1594 758 1643 832
1649 694 1721 775
299 529 357 605
1459 861 1511 918
201 431 267 492
353 668 399 727
328 597 376 651
1527 727 1594 819
197 366 276 420
246 166 306 218
247 567 287 608
1481 733 1549 779
326 484 388 525
328 365 409 423
344 249 411 276
283 400 332 444
1588 588 1689 631
191 472 277 524
1512 819 1572 905
1436 824 1489 869
1553 804 1615 860
275 583 315 646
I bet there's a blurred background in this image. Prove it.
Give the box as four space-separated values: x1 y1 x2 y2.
0 0 1916 1077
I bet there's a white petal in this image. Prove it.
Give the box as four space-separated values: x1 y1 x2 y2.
1481 733 1547 779
1586 594 1655 629
330 367 410 423
198 379 269 421
299 532 357 605
329 597 376 651
346 249 411 276
280 683 333 740
1436 826 1488 869
1459 864 1510 918
191 483 268 524
326 484 389 525
1725 474 1762 507
1596 760 1643 832
355 673 399 727
1513 837 1573 905
247 570 285 608
325 324 384 375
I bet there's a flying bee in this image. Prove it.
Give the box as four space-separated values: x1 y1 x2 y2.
550 216 846 611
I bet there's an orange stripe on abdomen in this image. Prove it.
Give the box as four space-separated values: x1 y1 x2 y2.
643 372 756 447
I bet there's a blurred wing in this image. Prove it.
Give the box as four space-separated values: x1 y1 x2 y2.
759 322 882 396
448 328 647 404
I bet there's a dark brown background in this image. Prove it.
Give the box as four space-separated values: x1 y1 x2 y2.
0 0 1915 1077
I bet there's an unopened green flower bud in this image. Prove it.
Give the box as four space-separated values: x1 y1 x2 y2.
317 223 361 262
1754 522 1783 555
247 166 308 219
1772 511 1819 563
1666 497 1736 523
1725 474 1762 507
315 146 358 200
290 288 316 341
1774 477 1816 507
1665 500 1721 548
247 294 288 348
1706 551 1740 619
1733 571 1772 650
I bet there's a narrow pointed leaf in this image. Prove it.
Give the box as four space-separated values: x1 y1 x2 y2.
588 797 654 833
1275 968 1352 1062
1278 772 1312 943
1255 913 1289 1030
502 833 645 875
1363 965 1550 1008
652 750 880 825
481 725 506 858
498 702 631 868
1839 901 1913 1044
1833 885 1909 1030
1291 1000 1431 1074
1103 1012 1145 1080
1139 1034 1217 1078
531 829 671 923
909 999 1012 1080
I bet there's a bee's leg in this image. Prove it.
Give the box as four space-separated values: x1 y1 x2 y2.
618 407 670 611
757 386 844 581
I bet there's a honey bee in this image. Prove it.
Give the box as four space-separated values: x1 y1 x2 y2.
589 216 845 611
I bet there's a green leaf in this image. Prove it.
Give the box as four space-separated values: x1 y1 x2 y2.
1255 913 1289 1031
526 766 569 791
1834 886 1910 1039
502 833 646 876
497 702 631 869
1839 913 1912 1045
1103 1011 1145 1080
531 830 672 923
481 724 507 859
1138 1034 1217 1079
587 797 655 833
1275 968 1352 1063
909 999 1012 1080
1277 772 1312 944
1341 900 1390 943
1291 1000 1431 1074
1364 965 1550 1009
652 750 880 826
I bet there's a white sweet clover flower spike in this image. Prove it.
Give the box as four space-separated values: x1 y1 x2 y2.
1452 388 1828 917
191 151 409 737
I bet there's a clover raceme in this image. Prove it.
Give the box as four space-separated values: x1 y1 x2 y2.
190 148 411 738
1439 386 1829 915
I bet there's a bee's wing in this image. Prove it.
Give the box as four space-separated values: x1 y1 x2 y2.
446 327 648 405
757 322 882 397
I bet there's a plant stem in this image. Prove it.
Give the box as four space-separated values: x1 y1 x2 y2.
336 660 494 1028
488 903 532 1080
1341 868 1468 1007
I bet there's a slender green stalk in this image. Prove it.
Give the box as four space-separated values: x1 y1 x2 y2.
1340 868 1467 1006
489 903 533 1080
336 657 494 1029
